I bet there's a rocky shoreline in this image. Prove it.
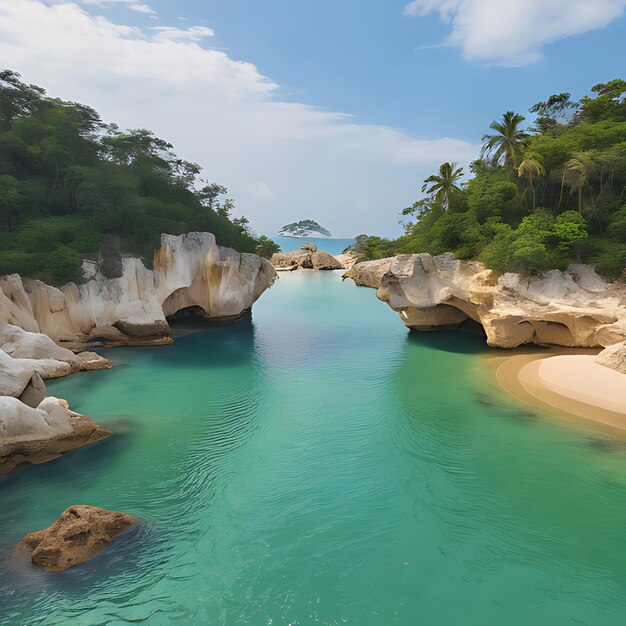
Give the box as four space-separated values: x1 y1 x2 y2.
270 241 358 271
343 253 626 349
0 232 276 475
344 252 626 426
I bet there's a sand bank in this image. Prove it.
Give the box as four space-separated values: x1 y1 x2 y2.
493 351 626 431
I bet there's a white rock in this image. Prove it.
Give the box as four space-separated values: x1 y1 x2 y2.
346 253 626 349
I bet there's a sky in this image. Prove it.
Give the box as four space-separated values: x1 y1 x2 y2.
0 1 625 237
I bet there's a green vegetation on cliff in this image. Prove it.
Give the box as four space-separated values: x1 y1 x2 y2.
364 80 626 277
0 70 271 284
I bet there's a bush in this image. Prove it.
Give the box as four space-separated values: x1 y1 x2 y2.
255 235 280 259
44 246 83 284
0 251 46 276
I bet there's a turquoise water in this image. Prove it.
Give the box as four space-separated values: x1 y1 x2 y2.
2 271 626 625
271 237 354 255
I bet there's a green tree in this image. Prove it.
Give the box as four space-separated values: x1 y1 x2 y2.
0 70 44 130
481 111 527 168
255 235 280 259
421 162 464 210
529 93 578 134
44 246 82 284
517 154 545 210
553 211 588 257
560 152 595 213
0 174 22 231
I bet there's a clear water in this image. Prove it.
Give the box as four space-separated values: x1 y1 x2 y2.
2 271 626 625
271 237 354 255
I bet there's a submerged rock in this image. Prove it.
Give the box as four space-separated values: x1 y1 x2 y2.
17 505 136 572
345 253 626 349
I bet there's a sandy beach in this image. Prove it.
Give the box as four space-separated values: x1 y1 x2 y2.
491 350 626 432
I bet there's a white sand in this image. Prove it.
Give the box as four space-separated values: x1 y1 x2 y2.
519 355 626 415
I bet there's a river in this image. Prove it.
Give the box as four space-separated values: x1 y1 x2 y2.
1 271 626 625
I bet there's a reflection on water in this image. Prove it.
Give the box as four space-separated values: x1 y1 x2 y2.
1 271 626 625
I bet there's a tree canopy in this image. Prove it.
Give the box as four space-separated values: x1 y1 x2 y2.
364 79 626 277
0 71 275 284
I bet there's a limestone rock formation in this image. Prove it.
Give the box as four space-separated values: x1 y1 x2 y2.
345 253 626 349
335 252 360 270
0 232 274 473
17 505 136 571
0 349 72 397
0 232 276 348
271 244 343 271
595 342 626 374
342 258 393 288
0 397 111 474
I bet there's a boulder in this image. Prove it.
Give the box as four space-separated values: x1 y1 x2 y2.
595 342 626 374
342 258 393 288
271 245 343 271
17 505 136 572
75 351 112 371
18 373 46 408
0 396 111 474
0 349 72 397
345 253 626 349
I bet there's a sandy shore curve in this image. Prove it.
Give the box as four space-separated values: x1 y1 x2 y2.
494 352 626 432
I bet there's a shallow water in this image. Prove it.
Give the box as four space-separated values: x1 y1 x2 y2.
2 271 626 625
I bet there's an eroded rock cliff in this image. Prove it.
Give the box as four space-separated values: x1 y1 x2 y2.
344 253 626 349
0 232 276 473
1 232 276 347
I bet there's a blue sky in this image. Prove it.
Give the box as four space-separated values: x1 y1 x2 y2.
99 0 626 141
2 1 626 236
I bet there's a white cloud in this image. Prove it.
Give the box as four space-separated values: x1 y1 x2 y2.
128 4 156 17
405 0 626 65
0 1 478 237
81 0 156 16
152 25 215 42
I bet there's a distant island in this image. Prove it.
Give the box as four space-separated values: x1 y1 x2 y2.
278 220 332 237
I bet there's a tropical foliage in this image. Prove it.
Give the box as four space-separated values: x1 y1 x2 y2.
0 70 271 284
364 79 626 277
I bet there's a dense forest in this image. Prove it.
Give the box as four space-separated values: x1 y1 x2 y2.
362 79 626 278
0 70 278 285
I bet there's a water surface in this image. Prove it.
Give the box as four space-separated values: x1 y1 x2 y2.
2 271 626 625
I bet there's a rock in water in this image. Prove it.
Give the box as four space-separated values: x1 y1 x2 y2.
271 244 343 271
0 396 111 474
17 505 136 572
345 253 626 349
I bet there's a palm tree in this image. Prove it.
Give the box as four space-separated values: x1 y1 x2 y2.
421 162 464 210
517 155 545 210
560 152 595 213
481 111 527 168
